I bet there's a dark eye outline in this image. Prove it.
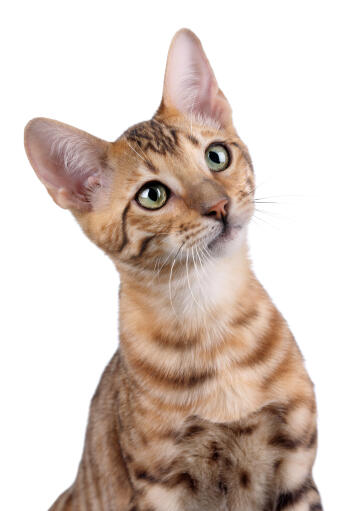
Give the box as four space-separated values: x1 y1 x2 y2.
205 143 231 172
135 181 170 211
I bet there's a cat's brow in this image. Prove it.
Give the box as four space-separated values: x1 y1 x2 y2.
125 139 158 173
231 141 254 172
185 133 201 147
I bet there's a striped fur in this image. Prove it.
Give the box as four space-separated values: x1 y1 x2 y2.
25 29 322 511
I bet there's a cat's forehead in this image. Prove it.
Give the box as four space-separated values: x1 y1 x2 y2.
109 118 229 186
122 119 181 157
120 118 222 156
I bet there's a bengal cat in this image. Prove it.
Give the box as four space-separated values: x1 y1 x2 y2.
24 29 323 511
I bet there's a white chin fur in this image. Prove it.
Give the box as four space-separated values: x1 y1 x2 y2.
208 225 247 258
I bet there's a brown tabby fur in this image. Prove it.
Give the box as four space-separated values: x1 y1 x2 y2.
25 30 322 511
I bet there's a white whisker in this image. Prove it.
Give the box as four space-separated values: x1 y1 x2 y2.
125 140 148 164
195 245 208 277
155 244 179 279
185 248 203 312
168 243 184 316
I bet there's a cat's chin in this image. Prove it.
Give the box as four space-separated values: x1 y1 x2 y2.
207 223 246 257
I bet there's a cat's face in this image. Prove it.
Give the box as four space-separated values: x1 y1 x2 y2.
24 29 254 275
99 118 254 270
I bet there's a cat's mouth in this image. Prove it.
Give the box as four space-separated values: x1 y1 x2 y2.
207 222 243 251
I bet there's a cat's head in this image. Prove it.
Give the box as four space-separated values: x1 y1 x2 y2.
24 29 255 276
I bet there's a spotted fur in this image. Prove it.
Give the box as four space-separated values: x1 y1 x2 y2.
24 29 322 511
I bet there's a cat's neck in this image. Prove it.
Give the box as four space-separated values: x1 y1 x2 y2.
118 244 251 342
115 244 264 425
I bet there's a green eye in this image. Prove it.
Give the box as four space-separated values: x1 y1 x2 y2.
136 181 168 210
205 144 230 172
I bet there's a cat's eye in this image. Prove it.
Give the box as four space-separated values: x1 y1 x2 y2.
205 144 230 172
136 181 169 210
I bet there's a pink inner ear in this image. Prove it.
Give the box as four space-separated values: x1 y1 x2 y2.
163 29 231 127
25 118 109 210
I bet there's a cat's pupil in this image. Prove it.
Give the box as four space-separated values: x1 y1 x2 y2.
148 188 158 202
209 151 220 164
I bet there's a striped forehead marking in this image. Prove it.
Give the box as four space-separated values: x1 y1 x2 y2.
124 119 180 156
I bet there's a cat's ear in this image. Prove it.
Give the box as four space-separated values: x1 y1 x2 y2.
24 118 111 212
161 29 232 128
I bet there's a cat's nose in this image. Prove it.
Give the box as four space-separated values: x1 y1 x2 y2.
205 199 229 222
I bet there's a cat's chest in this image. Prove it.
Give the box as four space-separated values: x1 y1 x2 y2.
130 411 281 511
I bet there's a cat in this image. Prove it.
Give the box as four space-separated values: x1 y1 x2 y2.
24 29 323 511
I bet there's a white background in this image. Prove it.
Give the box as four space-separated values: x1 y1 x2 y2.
1 1 362 509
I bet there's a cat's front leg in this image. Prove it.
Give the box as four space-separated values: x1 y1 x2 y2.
273 476 322 511
269 399 323 511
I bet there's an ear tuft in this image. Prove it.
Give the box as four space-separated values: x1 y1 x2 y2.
161 29 232 128
24 118 110 211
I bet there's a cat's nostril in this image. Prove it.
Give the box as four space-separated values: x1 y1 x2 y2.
205 199 229 222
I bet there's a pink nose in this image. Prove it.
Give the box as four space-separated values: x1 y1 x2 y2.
205 199 229 221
